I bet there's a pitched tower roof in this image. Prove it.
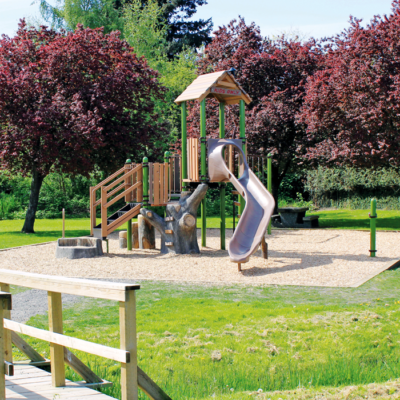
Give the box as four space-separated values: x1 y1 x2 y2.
174 70 252 105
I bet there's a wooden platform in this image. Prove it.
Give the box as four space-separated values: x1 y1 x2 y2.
6 365 116 399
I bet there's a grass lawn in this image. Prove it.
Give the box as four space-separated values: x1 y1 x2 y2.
0 217 238 249
16 268 400 399
309 209 400 231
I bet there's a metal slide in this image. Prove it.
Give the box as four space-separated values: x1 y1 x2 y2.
208 139 275 264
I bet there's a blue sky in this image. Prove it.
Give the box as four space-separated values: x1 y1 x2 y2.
0 0 394 38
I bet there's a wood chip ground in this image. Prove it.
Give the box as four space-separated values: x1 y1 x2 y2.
0 229 399 287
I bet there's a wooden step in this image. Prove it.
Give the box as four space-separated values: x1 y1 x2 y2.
165 242 174 247
165 217 174 222
232 190 239 195
165 230 173 234
234 201 241 207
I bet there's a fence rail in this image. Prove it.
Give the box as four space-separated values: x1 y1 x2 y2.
0 269 171 400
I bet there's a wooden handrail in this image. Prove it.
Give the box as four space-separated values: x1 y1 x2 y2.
0 269 140 301
107 181 126 199
104 181 142 209
4 319 130 363
92 166 126 192
104 164 142 192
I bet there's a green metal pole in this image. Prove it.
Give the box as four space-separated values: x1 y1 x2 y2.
239 100 246 216
267 154 272 235
219 102 226 250
181 102 188 188
200 99 207 247
125 158 133 250
143 156 149 206
370 198 377 257
127 218 132 251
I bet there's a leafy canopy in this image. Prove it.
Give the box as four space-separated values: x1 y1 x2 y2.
37 0 213 57
0 20 167 177
301 0 400 167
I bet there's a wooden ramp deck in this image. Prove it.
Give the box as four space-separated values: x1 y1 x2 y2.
6 365 116 399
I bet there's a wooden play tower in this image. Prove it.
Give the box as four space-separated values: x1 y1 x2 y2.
175 69 252 248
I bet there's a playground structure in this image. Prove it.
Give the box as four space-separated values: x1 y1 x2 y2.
90 70 275 267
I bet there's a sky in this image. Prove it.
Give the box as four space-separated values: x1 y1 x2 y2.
0 0 395 39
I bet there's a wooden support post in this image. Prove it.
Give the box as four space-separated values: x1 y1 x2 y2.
0 291 11 400
0 284 11 364
261 237 268 259
62 208 65 238
101 187 108 239
181 102 188 188
200 99 207 247
48 291 65 387
120 291 138 400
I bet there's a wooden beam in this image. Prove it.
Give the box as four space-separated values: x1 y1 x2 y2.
120 291 138 400
48 291 65 387
0 269 140 302
4 319 130 364
11 331 46 362
138 366 171 400
64 348 102 384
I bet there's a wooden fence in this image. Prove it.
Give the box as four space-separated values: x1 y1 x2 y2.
0 269 171 400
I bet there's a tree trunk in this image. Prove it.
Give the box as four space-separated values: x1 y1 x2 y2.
140 184 208 254
22 168 45 234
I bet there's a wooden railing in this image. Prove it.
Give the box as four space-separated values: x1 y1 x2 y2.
90 163 143 237
148 163 169 206
0 269 171 400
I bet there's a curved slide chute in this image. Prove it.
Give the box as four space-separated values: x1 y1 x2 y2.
208 139 275 264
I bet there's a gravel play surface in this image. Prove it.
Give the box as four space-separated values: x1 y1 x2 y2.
1 229 399 288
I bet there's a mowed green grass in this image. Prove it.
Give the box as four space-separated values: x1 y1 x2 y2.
16 269 400 399
309 209 400 231
0 217 236 249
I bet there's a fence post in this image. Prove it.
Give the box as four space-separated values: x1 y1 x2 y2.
267 153 272 235
370 198 377 257
0 291 11 400
48 291 65 387
120 291 138 400
0 284 12 365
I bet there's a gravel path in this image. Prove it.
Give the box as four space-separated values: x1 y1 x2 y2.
1 229 399 288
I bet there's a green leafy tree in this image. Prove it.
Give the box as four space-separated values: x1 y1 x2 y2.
37 0 212 56
123 0 197 143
